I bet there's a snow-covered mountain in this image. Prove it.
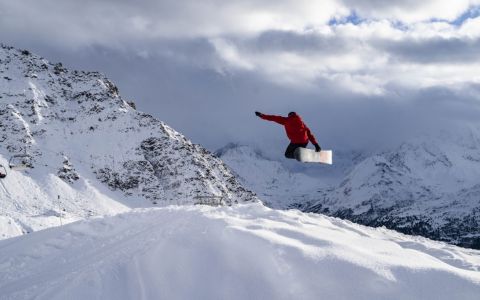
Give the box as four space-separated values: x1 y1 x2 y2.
0 44 257 239
301 131 480 249
219 133 480 249
1 203 479 300
215 144 323 208
216 144 365 207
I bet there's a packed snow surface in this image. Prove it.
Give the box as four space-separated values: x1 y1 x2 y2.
1 203 479 300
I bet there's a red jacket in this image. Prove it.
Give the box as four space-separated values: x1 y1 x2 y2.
260 113 318 145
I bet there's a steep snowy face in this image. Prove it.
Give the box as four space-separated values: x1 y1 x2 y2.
302 131 480 249
0 45 256 238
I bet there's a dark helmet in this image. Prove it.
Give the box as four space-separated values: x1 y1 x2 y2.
288 112 297 117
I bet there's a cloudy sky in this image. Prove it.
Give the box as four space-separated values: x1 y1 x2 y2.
1 0 480 160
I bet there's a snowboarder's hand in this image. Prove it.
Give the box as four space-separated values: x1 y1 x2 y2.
255 111 263 118
314 144 321 152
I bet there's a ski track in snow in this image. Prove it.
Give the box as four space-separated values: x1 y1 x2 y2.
0 203 479 300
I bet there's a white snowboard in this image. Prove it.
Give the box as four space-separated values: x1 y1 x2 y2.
294 148 332 164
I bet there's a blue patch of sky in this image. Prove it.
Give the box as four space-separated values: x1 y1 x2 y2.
427 6 480 26
328 11 364 26
329 6 480 29
390 21 409 31
329 10 410 32
450 5 480 26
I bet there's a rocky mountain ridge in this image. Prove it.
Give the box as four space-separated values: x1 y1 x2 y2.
0 44 257 239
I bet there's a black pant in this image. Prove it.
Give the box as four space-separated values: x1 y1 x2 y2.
284 143 308 159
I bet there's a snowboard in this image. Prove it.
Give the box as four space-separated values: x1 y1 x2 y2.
294 148 332 164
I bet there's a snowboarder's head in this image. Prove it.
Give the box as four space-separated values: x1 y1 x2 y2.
288 112 297 117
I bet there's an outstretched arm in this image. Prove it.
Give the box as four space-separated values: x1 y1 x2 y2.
255 111 286 125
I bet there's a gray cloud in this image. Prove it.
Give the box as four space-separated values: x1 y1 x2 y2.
0 0 345 47
239 30 353 55
342 0 432 13
376 37 480 64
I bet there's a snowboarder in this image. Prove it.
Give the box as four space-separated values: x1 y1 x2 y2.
255 111 321 159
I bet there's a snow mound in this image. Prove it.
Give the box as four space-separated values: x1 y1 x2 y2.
1 203 479 300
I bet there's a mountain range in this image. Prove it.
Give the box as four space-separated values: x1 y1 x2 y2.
217 131 480 249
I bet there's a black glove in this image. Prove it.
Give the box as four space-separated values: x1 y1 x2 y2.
314 144 321 152
255 111 263 117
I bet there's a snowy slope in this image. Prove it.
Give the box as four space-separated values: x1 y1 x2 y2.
0 44 257 239
0 203 479 300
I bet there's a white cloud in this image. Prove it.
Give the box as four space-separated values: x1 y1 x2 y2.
2 0 478 47
210 38 255 71
202 16 480 95
1 0 479 96
0 0 349 45
459 16 480 37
